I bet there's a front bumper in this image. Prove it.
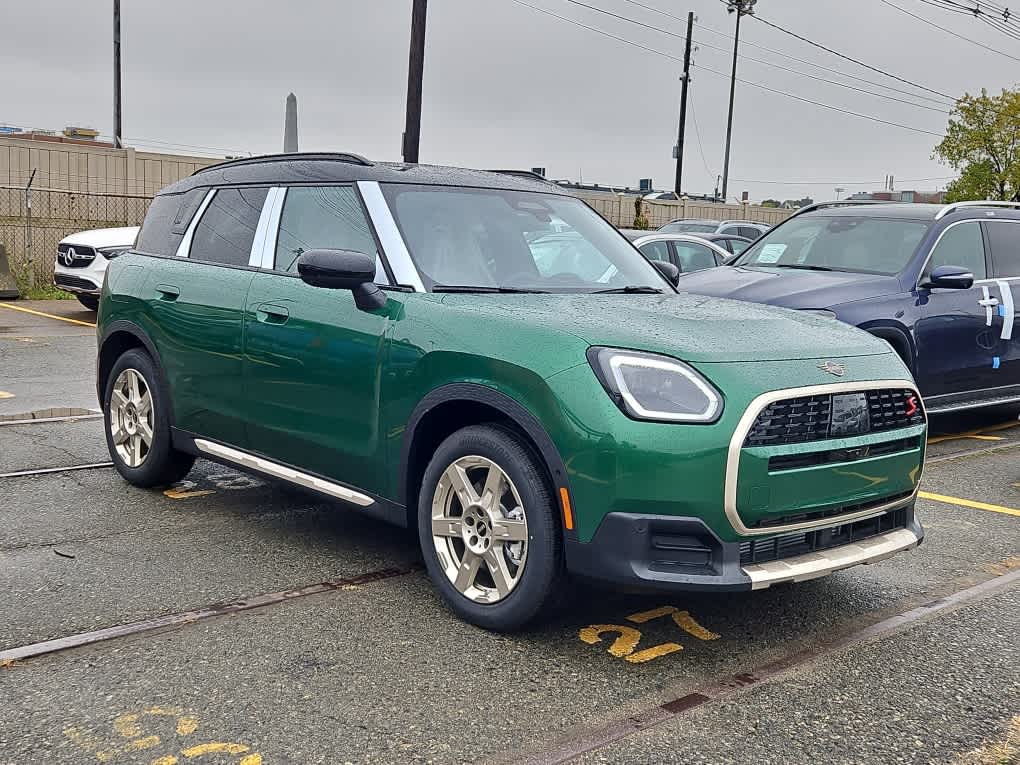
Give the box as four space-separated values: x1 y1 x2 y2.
53 272 101 296
564 500 923 592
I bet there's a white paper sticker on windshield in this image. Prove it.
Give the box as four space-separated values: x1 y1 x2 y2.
757 243 787 263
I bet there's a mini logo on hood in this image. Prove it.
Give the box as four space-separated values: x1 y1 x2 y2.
817 361 846 377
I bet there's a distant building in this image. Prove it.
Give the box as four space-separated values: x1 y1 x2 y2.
551 179 717 202
848 189 946 204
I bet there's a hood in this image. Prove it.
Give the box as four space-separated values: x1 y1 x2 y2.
438 292 891 363
674 265 902 308
60 226 140 248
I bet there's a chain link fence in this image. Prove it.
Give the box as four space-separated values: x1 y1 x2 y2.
0 186 151 290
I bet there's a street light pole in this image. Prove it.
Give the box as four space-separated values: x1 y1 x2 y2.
113 0 122 149
402 0 428 164
720 0 756 203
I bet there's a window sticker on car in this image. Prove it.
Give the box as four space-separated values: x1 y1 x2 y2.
757 243 787 263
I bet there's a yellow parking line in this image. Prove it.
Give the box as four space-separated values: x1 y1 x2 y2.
0 391 13 399
919 490 1020 517
0 302 97 328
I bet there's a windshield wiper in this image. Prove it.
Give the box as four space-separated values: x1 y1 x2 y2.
431 284 550 294
591 285 665 294
767 263 836 272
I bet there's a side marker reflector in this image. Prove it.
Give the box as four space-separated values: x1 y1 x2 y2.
559 487 574 530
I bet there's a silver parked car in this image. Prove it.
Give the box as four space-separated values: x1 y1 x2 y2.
620 230 730 274
657 218 770 240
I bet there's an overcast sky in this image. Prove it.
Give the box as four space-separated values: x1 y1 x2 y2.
1 1 1017 201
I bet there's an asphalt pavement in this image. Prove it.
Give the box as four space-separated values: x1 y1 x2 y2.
0 300 1017 765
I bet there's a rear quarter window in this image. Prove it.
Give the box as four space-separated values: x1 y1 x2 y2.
135 188 207 255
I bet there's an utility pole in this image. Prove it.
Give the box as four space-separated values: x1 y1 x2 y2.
24 169 36 290
673 12 695 198
113 0 122 148
720 0 756 203
402 0 427 164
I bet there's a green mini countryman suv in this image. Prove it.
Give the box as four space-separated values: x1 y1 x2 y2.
97 154 927 631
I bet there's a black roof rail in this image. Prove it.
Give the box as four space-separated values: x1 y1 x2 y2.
487 169 557 186
192 152 373 176
782 199 903 222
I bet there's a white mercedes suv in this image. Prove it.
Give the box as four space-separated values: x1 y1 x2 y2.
53 226 139 310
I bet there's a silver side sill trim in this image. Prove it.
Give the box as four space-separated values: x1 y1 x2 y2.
743 527 921 590
193 439 374 508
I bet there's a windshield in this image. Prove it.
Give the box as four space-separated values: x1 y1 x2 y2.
660 221 717 234
734 215 930 275
383 184 669 292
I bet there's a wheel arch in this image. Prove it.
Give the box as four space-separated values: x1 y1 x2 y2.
399 383 572 532
859 320 916 373
97 321 172 419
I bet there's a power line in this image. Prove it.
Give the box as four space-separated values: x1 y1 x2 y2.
560 0 949 112
877 0 1020 62
730 175 956 186
506 0 947 137
505 0 684 61
689 90 715 179
750 14 955 99
616 0 954 105
692 61 946 136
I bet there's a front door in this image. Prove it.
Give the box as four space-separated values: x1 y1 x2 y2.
147 186 268 445
242 185 393 495
914 220 999 397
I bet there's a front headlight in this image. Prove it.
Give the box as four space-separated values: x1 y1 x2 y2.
98 246 131 259
587 347 723 423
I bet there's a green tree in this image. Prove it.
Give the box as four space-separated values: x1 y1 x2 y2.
934 88 1020 202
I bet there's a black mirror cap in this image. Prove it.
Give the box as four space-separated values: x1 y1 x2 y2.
923 264 975 290
652 259 681 287
296 248 387 310
297 249 376 290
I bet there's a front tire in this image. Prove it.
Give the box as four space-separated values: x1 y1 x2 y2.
76 294 99 311
103 348 195 487
418 424 565 631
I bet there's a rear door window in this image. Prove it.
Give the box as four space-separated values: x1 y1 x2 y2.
188 188 269 267
984 221 1020 278
674 242 719 272
274 186 381 275
638 240 672 263
928 221 986 279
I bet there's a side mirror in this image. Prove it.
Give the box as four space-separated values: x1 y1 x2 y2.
296 249 387 310
921 264 974 290
652 260 681 287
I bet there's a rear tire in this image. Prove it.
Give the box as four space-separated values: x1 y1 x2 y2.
103 348 195 487
417 424 566 632
76 294 99 311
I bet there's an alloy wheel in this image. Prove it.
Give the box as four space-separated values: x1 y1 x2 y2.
109 368 154 468
431 455 529 604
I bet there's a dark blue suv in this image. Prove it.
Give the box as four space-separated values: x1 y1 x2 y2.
675 201 1020 414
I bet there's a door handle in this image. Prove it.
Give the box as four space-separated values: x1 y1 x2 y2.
155 284 180 301
256 303 290 324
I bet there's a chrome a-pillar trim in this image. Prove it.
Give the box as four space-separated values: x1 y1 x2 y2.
743 526 922 589
357 180 425 292
724 378 923 537
174 188 216 258
193 439 374 507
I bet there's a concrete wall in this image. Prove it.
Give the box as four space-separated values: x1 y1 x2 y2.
0 137 219 197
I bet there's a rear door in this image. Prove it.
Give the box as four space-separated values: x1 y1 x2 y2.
914 220 998 397
983 220 1020 384
145 186 269 445
242 184 393 494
